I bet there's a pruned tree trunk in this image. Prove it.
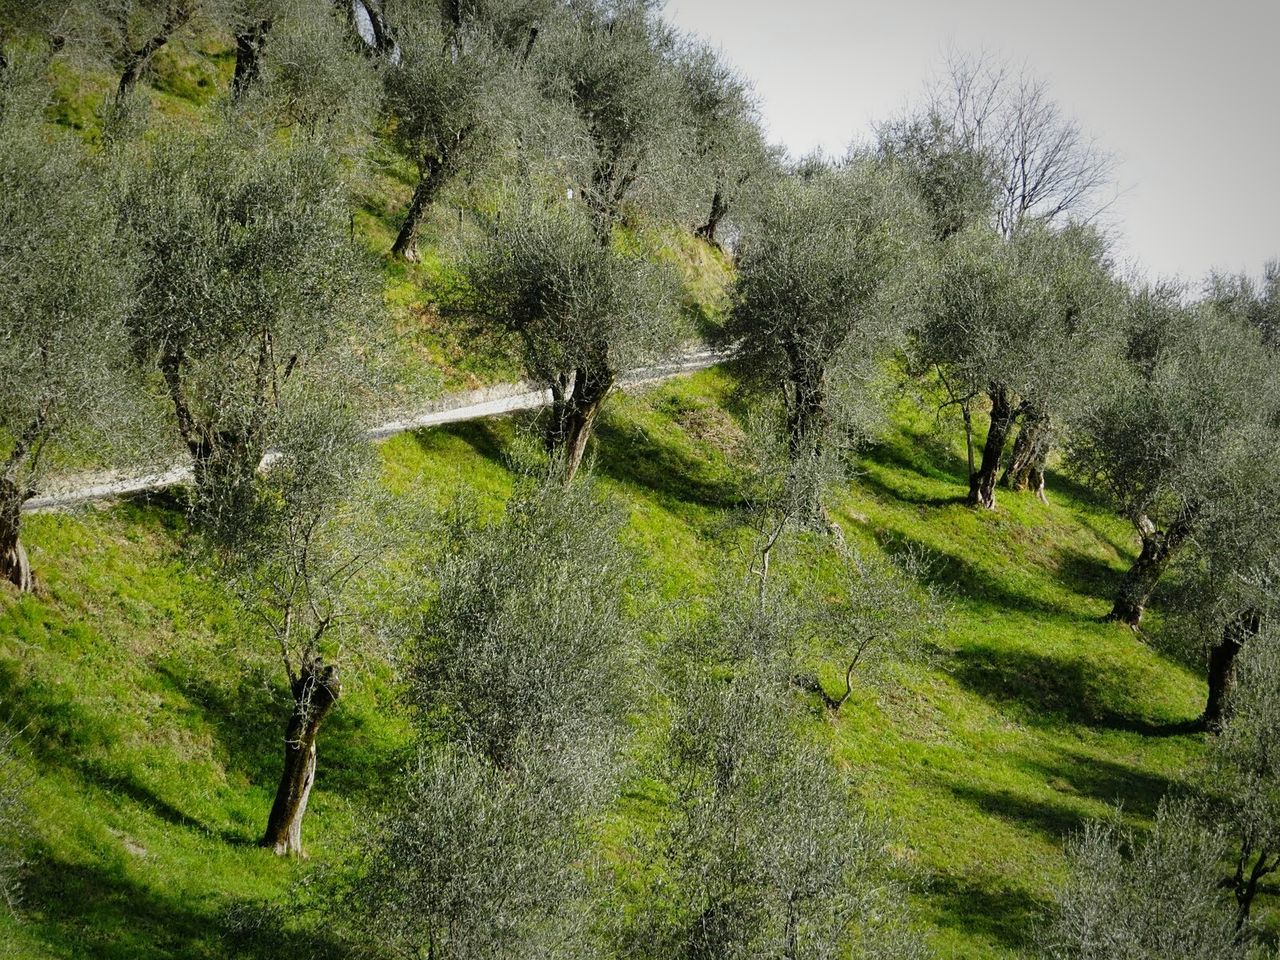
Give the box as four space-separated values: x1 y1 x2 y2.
231 19 273 98
694 187 727 247
547 367 613 482
261 661 341 857
967 385 1018 510
118 4 193 97
0 479 32 593
391 156 446 262
1106 516 1190 627
1002 407 1049 502
1203 609 1261 731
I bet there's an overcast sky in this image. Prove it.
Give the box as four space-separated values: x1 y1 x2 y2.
664 0 1279 284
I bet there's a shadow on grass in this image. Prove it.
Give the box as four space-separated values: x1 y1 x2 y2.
21 853 350 960
593 414 742 511
875 533 1074 619
948 645 1201 736
1053 544 1126 604
925 871 1050 954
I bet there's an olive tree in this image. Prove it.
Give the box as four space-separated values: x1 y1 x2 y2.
461 197 681 480
383 4 532 260
406 473 635 767
1067 290 1276 626
0 62 138 591
924 220 1119 509
625 657 926 960
1201 634 1280 928
1041 799 1245 960
118 121 378 530
1207 261 1280 349
355 746 609 960
535 0 692 241
676 39 774 247
213 400 398 856
355 476 634 956
726 158 927 523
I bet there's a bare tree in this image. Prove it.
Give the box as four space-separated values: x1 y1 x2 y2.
0 59 140 590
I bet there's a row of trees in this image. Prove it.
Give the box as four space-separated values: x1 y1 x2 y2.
4 0 1280 950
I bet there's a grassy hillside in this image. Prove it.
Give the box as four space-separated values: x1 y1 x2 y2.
0 366 1216 959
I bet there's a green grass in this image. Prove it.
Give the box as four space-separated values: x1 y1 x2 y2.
0 365 1228 958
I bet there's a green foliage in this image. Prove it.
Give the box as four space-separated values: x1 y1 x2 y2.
462 196 684 384
117 116 382 524
1042 799 1245 960
407 474 635 770
626 650 926 960
354 745 608 959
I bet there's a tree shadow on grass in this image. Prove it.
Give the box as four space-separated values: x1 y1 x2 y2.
874 533 1074 619
410 418 517 468
948 645 1202 736
1013 745 1188 821
593 414 742 511
21 852 351 960
924 870 1051 955
1053 544 1126 604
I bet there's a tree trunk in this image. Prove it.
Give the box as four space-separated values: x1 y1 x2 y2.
0 478 32 593
1106 517 1189 626
1233 846 1278 929
546 367 613 482
967 385 1018 510
231 19 273 98
261 661 341 857
1002 408 1049 502
118 4 192 97
694 187 727 247
1203 609 1261 731
391 157 445 262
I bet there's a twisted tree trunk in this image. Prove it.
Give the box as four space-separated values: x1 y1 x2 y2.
1106 516 1191 626
967 385 1019 510
547 367 613 482
118 4 193 97
231 18 273 98
1002 407 1049 502
391 155 446 262
694 187 727 247
0 478 32 593
261 661 341 857
1203 609 1261 731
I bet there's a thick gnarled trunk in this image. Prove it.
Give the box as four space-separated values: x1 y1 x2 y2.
968 385 1018 510
1106 516 1190 626
1203 609 1261 731
0 479 32 593
261 661 341 857
1002 408 1049 502
547 367 613 482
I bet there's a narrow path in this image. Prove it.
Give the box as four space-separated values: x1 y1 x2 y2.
23 348 733 513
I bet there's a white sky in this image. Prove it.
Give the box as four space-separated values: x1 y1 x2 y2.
664 0 1280 284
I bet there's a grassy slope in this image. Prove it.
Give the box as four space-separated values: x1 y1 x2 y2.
0 366 1220 959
